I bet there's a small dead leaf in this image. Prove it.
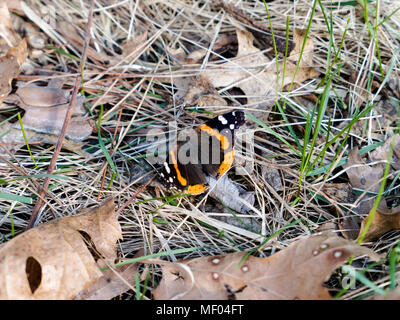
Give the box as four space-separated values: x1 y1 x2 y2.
344 147 383 193
153 232 380 300
262 166 283 191
75 249 144 300
387 74 400 99
185 34 238 64
214 0 293 55
179 75 227 109
319 183 360 240
120 32 148 59
338 214 361 240
206 174 255 214
373 100 400 137
1 80 93 157
75 263 139 300
321 183 355 204
343 147 384 215
0 198 121 300
56 21 108 63
0 3 26 101
358 204 400 242
0 39 27 103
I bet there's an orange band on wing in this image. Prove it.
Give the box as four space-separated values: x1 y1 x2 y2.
169 148 187 187
199 124 230 150
187 184 207 195
218 150 234 176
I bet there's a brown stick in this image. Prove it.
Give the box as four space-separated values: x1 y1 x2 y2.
27 0 95 229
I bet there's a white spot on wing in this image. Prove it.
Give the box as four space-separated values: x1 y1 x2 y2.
163 162 171 174
218 115 228 125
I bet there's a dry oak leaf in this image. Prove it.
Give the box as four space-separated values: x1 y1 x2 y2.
5 84 92 142
200 28 318 108
153 232 380 300
358 204 400 242
0 198 122 300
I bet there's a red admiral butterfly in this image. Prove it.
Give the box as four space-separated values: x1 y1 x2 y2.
158 111 245 195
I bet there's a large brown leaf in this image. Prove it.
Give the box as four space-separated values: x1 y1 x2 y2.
0 198 121 300
153 232 380 300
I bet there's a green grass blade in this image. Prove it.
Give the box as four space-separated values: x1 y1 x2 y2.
342 265 387 296
17 113 37 167
97 105 119 178
0 192 32 204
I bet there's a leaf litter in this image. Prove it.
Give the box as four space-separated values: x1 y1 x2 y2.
167 27 318 111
